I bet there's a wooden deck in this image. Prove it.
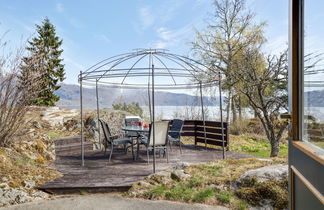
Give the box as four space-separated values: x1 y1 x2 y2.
39 141 252 194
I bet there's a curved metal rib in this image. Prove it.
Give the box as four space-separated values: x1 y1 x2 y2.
153 54 177 85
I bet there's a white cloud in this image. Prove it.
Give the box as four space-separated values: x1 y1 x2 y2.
156 27 172 40
153 40 168 49
138 6 155 30
56 3 64 13
152 24 194 49
95 34 110 44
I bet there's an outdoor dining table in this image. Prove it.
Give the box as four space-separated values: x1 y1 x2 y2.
122 126 149 160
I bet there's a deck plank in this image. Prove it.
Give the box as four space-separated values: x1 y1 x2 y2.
39 144 252 192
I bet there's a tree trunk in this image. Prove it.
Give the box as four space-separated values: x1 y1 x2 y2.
269 132 280 157
231 96 237 124
238 95 242 121
225 89 232 124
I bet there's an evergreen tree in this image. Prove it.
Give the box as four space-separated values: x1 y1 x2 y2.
19 17 65 106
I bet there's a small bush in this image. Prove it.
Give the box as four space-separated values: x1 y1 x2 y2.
230 118 265 136
0 36 43 147
112 102 143 117
193 188 215 202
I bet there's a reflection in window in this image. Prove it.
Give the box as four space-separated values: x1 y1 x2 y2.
303 0 324 150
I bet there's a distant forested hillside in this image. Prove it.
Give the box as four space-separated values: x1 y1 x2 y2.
55 83 220 109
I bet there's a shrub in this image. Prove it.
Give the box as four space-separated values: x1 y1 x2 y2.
0 36 43 147
112 102 143 117
230 118 265 136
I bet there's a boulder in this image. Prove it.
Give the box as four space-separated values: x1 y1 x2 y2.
171 169 191 181
173 161 190 170
0 183 50 207
0 187 32 207
148 171 172 185
234 164 288 188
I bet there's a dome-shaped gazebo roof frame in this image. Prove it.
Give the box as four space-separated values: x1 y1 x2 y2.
78 49 226 173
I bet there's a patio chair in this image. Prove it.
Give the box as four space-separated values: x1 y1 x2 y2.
99 119 133 162
140 121 170 164
124 116 141 138
168 119 184 154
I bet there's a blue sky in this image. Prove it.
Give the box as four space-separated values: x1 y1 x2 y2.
0 0 290 84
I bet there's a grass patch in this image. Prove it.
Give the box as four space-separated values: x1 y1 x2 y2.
144 185 168 199
47 131 66 139
313 141 324 149
0 146 61 190
129 158 287 209
79 189 89 195
215 191 233 204
182 134 288 158
229 135 288 158
165 184 195 201
193 188 215 202
15 154 37 166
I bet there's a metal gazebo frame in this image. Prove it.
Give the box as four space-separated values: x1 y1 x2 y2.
78 49 225 172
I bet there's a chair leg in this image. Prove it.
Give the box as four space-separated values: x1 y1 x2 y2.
104 144 107 155
169 141 172 151
147 149 149 165
109 144 113 162
166 147 169 163
131 141 134 160
179 140 182 154
124 144 127 154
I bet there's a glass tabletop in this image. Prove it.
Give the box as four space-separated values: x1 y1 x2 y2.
122 126 149 132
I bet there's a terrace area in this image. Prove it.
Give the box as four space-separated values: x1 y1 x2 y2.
39 136 252 194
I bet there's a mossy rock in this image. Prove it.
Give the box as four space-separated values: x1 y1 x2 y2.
235 179 288 209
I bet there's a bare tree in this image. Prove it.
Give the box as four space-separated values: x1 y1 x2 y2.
234 47 288 156
192 0 266 125
0 36 43 147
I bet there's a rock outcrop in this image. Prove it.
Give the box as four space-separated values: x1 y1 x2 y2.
234 164 288 188
0 183 49 207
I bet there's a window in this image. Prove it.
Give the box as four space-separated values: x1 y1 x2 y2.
303 0 324 150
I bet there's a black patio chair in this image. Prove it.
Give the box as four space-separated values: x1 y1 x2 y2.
140 121 170 164
99 119 133 162
168 119 184 153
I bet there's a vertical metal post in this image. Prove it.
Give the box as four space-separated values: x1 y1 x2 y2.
152 64 156 173
95 80 101 150
80 71 85 166
199 82 207 149
218 71 226 159
148 53 152 122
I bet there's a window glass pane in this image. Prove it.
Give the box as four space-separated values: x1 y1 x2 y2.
303 0 324 150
